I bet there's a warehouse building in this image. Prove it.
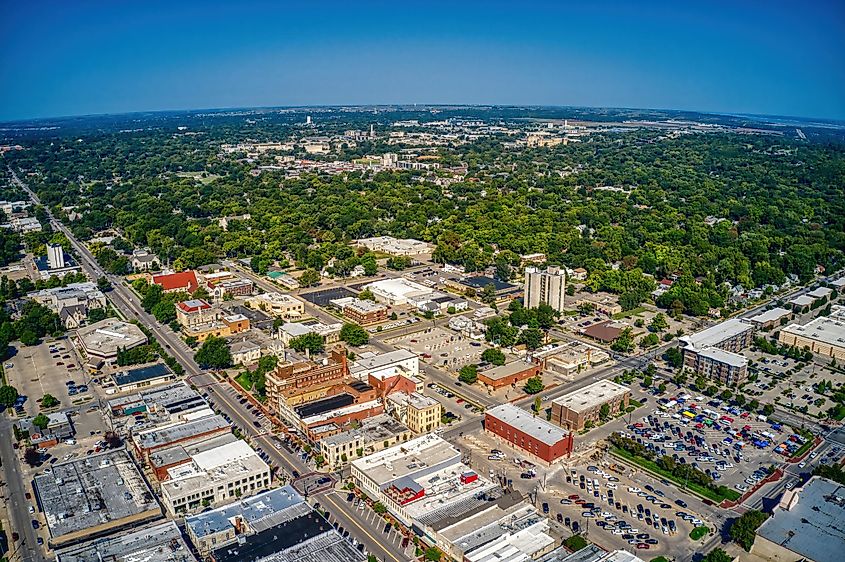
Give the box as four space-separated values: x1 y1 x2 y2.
54 520 195 562
484 403 574 464
551 380 631 431
778 305 845 361
33 449 162 548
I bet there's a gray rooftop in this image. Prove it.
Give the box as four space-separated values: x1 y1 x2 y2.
149 433 238 469
186 486 308 539
537 545 607 562
755 476 845 562
698 346 748 367
349 349 417 375
133 414 229 451
76 318 147 355
55 520 196 562
679 318 754 351
551 380 630 413
33 449 160 543
320 414 409 448
485 403 570 446
478 360 536 381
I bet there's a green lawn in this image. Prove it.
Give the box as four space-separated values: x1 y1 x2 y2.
611 447 740 503
613 306 646 319
235 372 253 391
562 535 588 552
690 526 709 540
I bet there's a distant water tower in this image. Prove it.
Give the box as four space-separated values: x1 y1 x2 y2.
306 115 312 125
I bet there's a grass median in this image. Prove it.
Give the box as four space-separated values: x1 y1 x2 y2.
611 446 740 503
690 526 709 540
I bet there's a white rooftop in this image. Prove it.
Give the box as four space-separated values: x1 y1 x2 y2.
351 433 461 487
746 307 792 324
552 380 630 413
485 403 570 446
698 347 748 368
679 318 753 351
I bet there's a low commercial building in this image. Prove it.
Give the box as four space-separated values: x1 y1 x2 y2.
364 277 434 305
350 349 419 380
318 414 412 470
183 313 251 342
330 296 388 325
185 486 310 557
75 318 148 364
574 293 622 316
746 306 793 330
111 362 176 392
355 236 434 256
246 292 305 319
477 359 543 390
229 331 283 366
551 380 631 431
147 433 239 481
16 411 74 448
351 434 496 527
778 305 845 361
751 476 844 562
484 403 574 464
109 382 207 420
278 320 342 345
160 439 272 516
535 341 610 377
207 277 254 300
678 318 755 385
54 520 196 562
132 413 231 460
581 320 626 343
385 391 441 434
33 449 162 548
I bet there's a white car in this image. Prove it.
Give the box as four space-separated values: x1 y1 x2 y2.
629 487 641 493
612 529 624 535
799 462 807 468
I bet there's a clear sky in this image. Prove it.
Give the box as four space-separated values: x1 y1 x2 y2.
1 0 844 121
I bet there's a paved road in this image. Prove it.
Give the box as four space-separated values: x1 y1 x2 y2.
0 418 45 562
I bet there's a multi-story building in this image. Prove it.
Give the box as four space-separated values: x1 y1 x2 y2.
132 414 231 461
246 292 305 319
318 414 412 470
160 440 271 516
679 318 755 385
778 305 845 361
331 296 389 325
75 318 148 364
386 391 442 434
523 266 566 313
477 359 543 390
550 380 630 431
182 313 251 342
278 320 342 345
30 282 107 328
175 299 217 327
207 277 253 300
484 403 574 464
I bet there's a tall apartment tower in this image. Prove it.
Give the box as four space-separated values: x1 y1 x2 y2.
523 266 566 313
47 243 65 269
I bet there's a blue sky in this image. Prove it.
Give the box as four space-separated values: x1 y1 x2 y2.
1 0 843 121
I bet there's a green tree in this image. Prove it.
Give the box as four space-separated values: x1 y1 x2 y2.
481 348 506 366
0 385 19 408
40 393 59 409
298 268 321 287
194 336 232 369
664 346 683 368
32 413 49 430
289 332 325 354
458 364 478 384
358 288 376 301
649 313 668 332
24 447 41 467
96 276 111 291
729 510 769 551
523 376 545 394
600 403 611 421
700 548 733 562
424 547 443 561
762 403 774 416
373 502 387 514
340 323 369 346
518 328 543 351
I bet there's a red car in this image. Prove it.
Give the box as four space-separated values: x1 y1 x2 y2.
633 423 644 428
740 412 750 418
574 499 586 505
636 543 650 550
568 494 580 500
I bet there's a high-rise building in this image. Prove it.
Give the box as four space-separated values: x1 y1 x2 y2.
47 243 65 269
523 266 566 312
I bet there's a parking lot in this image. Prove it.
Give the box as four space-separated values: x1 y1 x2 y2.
4 338 92 416
457 430 721 559
386 327 489 370
299 286 357 307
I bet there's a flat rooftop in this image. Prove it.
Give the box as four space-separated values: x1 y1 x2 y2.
781 306 845 348
54 520 196 562
698 346 748 367
485 403 570 446
679 318 754 351
211 512 363 562
351 433 461 487
746 307 792 324
186 486 308 539
300 399 381 426
320 414 408 448
387 391 439 410
33 449 160 544
462 276 518 292
755 476 845 562
552 380 630 413
141 382 206 414
113 362 172 387
149 433 238 470
350 349 417 375
480 360 536 381
76 319 147 354
295 393 355 418
134 414 229 451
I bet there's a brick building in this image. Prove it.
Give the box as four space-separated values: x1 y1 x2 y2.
477 359 542 389
550 380 630 431
484 403 573 464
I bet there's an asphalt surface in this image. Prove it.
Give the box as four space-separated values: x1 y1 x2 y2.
0 418 45 562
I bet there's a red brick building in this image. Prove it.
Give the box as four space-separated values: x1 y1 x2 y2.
484 403 573 464
152 271 199 294
477 359 543 389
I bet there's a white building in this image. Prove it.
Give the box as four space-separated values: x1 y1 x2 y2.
160 440 271 516
364 277 434 305
524 266 566 313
